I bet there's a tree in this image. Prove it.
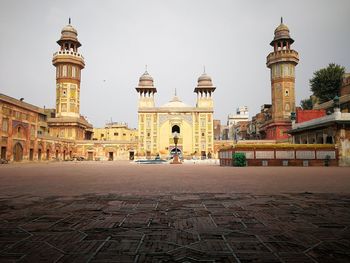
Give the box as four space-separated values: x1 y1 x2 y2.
300 98 313 110
310 63 345 103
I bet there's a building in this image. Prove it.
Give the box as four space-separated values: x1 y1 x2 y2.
227 106 249 140
93 122 137 142
136 70 216 159
232 121 249 142
213 120 221 140
0 93 76 161
261 18 299 141
247 104 272 139
289 74 350 166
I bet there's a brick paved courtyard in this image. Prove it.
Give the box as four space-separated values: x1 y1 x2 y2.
0 162 349 262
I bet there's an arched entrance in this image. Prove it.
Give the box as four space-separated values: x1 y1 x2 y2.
170 147 182 156
172 125 180 134
13 143 23 162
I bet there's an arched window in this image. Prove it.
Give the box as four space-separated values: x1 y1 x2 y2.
17 126 22 138
172 125 180 134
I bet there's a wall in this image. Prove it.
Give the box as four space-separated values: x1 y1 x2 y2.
296 108 326 123
219 144 338 166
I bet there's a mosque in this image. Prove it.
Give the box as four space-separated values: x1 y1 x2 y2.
136 70 215 159
0 19 309 162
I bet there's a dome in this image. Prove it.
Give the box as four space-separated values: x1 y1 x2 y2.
162 96 190 108
57 22 81 47
138 71 154 87
274 23 289 34
271 18 294 44
61 24 78 36
197 73 213 87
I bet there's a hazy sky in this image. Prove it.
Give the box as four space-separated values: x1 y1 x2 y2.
1 0 349 128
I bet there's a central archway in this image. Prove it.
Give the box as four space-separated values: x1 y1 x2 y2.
172 125 180 134
170 147 182 156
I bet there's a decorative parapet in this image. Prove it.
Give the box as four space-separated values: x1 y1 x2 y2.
266 49 299 67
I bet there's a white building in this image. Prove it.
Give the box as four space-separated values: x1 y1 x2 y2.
227 106 249 140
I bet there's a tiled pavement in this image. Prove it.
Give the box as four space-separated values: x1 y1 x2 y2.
0 193 349 262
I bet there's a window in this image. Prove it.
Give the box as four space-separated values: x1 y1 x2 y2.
30 125 35 137
123 133 126 136
17 126 22 137
61 103 67 112
114 132 118 136
72 66 76 78
285 103 290 111
63 65 67 77
2 118 8 132
285 89 289 96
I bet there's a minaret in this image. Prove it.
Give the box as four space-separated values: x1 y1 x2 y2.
267 18 299 121
135 69 157 108
52 19 85 118
194 69 216 108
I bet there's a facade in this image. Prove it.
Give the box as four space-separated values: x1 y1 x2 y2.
289 76 350 166
136 71 216 158
0 94 76 161
93 122 137 142
261 18 299 141
213 120 221 140
247 104 272 140
227 106 249 140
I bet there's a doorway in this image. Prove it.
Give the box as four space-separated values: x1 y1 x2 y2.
63 150 66 160
129 151 135 160
201 151 206 160
29 149 34 161
13 143 23 162
1 147 6 159
46 149 50 160
88 152 93 161
108 152 114 161
38 149 42 161
55 150 59 160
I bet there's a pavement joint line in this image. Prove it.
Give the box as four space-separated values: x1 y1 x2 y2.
86 236 111 263
133 233 145 262
43 240 66 255
118 214 128 227
221 234 241 263
208 214 218 228
303 240 323 254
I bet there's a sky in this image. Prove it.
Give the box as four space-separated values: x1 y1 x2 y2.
0 0 349 128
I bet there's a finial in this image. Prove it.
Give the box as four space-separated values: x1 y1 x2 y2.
203 65 206 74
175 88 177 96
281 17 283 24
69 17 71 25
145 64 148 73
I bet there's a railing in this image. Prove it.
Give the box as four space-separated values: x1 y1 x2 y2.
53 50 84 59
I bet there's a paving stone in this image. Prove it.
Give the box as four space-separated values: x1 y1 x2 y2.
0 192 348 261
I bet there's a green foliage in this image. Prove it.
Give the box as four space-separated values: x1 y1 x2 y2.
300 98 313 110
233 153 246 167
310 63 345 103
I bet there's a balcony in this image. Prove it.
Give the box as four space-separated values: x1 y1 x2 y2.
266 50 299 67
53 50 84 59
